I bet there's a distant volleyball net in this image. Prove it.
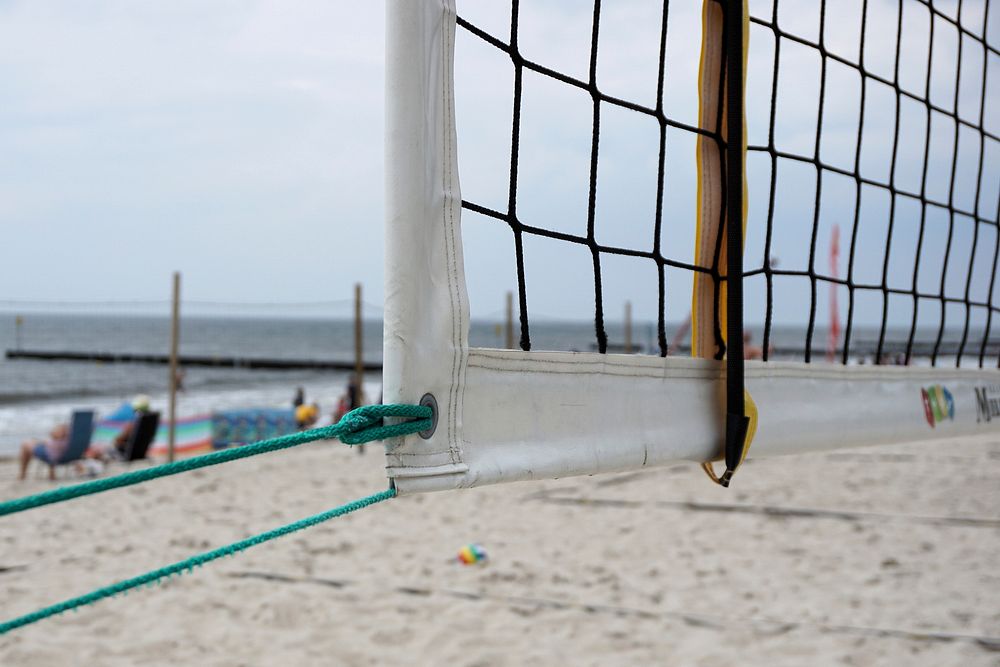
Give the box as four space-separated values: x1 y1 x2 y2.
382 0 1000 493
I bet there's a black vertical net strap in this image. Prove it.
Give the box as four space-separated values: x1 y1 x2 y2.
456 0 999 368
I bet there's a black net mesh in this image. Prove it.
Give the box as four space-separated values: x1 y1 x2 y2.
456 0 1000 368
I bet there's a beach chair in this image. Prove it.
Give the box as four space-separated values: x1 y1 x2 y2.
39 410 94 478
122 412 160 462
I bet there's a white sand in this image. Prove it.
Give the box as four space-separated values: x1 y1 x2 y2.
1 433 999 666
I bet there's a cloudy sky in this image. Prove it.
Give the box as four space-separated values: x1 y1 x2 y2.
1 0 997 334
0 1 385 307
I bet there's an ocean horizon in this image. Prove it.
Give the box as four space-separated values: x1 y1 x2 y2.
0 311 992 456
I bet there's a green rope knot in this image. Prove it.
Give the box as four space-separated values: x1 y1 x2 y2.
337 403 433 445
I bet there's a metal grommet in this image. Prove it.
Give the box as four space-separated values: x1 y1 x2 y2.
418 393 438 439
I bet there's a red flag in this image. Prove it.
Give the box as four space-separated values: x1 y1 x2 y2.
827 225 841 362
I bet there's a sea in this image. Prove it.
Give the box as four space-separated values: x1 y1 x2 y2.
0 312 991 457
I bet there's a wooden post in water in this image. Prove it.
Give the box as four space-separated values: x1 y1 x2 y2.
14 315 23 351
624 301 632 353
354 283 364 396
167 272 181 463
505 291 514 350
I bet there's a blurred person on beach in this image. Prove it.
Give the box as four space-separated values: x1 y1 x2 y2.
86 395 152 461
333 375 366 423
344 374 367 454
17 422 70 481
743 331 764 360
670 317 769 361
334 375 366 418
295 401 319 430
111 395 152 457
670 314 692 354
347 374 364 411
333 394 349 423
293 387 305 409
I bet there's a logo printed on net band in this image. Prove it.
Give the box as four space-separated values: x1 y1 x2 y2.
921 385 954 428
974 385 1000 424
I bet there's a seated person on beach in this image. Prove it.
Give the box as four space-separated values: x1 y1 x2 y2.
113 395 151 457
18 422 70 481
88 395 152 461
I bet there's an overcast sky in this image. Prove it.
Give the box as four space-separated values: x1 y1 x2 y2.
0 1 386 308
1 0 997 331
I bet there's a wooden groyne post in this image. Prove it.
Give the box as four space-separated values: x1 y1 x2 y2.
168 272 181 462
624 301 633 353
355 283 364 398
505 291 514 350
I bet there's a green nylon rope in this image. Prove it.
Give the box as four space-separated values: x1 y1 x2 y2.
0 487 396 634
0 403 430 518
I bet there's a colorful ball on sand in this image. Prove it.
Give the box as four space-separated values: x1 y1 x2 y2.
457 543 487 565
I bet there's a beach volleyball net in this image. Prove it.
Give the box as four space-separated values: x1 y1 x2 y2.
383 0 1000 493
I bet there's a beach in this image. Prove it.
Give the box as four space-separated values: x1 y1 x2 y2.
1 431 998 666
2 0 997 663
